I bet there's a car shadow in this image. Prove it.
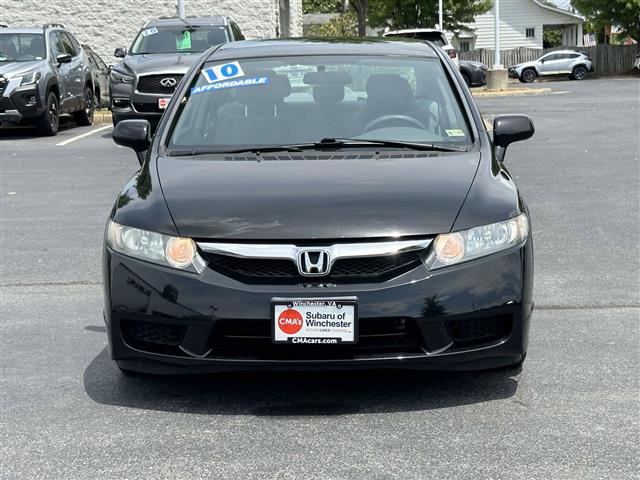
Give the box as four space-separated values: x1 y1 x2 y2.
84 347 519 416
0 117 80 140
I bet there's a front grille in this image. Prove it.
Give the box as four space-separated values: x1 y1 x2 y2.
209 317 424 360
204 251 424 284
136 74 184 94
0 96 15 112
446 314 512 347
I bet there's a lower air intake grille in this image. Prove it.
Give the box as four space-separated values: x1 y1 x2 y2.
123 320 184 346
446 315 513 346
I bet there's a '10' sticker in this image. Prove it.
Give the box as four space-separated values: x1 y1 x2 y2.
202 61 245 84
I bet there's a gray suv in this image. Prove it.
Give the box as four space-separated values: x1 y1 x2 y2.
109 16 243 129
0 24 95 135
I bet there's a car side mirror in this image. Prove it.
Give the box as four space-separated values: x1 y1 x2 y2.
114 47 127 58
56 53 72 65
493 115 535 163
113 120 151 165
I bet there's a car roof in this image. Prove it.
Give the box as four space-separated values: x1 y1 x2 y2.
0 27 48 34
543 50 584 54
384 29 446 35
208 38 439 61
145 16 229 28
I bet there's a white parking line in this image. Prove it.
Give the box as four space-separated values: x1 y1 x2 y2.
56 125 112 147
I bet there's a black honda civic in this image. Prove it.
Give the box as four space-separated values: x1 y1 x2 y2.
104 39 535 375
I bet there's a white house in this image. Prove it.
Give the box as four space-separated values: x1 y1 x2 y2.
0 0 303 60
451 0 584 52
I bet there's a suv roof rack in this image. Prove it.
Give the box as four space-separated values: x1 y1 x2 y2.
43 23 65 31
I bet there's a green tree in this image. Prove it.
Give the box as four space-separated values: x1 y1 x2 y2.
571 0 640 42
368 0 492 32
307 11 359 36
303 0 345 14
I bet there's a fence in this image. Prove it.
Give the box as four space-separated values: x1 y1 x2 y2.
459 44 640 74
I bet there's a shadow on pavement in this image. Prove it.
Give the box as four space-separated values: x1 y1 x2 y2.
0 117 80 140
84 347 519 416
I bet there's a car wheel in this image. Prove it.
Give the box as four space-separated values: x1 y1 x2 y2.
35 91 60 136
461 72 471 87
74 87 95 126
571 65 587 81
520 68 537 83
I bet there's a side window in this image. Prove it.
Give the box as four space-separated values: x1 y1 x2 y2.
231 23 244 40
92 52 109 71
67 33 81 54
49 32 64 58
59 32 78 56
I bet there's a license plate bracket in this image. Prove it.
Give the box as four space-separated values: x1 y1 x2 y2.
272 297 358 345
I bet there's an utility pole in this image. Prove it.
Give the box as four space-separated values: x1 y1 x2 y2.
493 0 501 68
177 0 186 18
438 0 443 30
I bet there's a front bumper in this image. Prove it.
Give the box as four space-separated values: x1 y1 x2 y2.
508 68 520 79
109 78 170 126
0 84 44 122
103 240 533 374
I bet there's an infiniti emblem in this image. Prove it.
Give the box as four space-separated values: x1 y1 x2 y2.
160 77 178 88
297 249 331 276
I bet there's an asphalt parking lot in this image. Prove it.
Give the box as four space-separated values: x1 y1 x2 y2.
1 77 638 479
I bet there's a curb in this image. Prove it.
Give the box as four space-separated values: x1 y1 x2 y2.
472 87 552 98
93 110 113 126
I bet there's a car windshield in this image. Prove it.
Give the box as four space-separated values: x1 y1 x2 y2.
168 54 472 152
0 33 45 62
130 25 229 55
385 32 446 47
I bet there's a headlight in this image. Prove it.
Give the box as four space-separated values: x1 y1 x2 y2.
106 220 206 273
19 70 41 85
110 69 134 84
426 213 529 269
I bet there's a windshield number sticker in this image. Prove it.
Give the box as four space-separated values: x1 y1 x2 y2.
202 61 245 84
141 27 158 37
445 129 465 137
191 76 269 96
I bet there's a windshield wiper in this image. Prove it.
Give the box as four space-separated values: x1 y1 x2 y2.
168 139 468 156
316 138 468 152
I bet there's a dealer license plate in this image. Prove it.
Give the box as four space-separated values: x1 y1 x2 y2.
158 98 171 109
272 298 358 345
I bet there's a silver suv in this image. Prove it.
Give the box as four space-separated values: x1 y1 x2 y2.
509 50 594 83
0 24 94 135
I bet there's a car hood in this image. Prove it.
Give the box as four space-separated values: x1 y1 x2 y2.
120 52 200 75
158 152 480 240
0 60 43 77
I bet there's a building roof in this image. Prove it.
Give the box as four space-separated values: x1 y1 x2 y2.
531 0 583 20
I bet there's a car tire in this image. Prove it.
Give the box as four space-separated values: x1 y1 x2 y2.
571 65 587 81
461 72 471 87
74 87 95 126
520 68 537 83
35 91 60 136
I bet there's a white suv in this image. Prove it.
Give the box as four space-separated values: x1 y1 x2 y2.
383 29 459 67
509 50 594 83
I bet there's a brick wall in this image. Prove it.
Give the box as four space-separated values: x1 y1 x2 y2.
0 0 302 61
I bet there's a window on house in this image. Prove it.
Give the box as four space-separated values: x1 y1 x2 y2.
459 41 471 52
526 28 535 38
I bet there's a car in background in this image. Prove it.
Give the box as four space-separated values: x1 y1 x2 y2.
460 60 487 87
509 50 593 83
109 16 244 129
0 23 94 135
105 39 535 375
383 28 459 66
83 44 110 108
